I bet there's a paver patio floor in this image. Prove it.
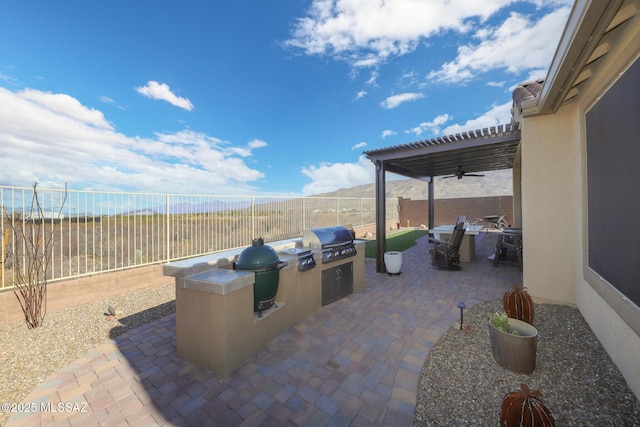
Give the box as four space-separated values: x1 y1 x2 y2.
6 231 522 426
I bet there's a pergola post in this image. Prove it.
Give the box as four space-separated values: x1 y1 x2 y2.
375 160 386 273
428 176 435 229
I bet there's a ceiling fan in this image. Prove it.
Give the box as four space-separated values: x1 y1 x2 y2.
441 165 485 180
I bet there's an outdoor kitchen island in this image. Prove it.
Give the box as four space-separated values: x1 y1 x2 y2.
163 230 366 378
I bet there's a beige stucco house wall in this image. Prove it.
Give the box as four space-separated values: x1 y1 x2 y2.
521 108 581 306
518 0 640 398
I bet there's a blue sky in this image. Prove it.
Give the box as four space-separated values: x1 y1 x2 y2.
0 0 572 196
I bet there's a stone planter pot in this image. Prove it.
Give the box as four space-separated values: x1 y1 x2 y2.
384 251 402 275
488 318 538 374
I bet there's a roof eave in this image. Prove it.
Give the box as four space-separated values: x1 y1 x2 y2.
529 0 625 117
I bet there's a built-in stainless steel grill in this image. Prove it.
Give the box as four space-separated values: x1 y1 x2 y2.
301 226 357 264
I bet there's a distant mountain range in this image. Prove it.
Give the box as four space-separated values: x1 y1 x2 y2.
312 169 513 200
117 171 512 216
125 200 252 216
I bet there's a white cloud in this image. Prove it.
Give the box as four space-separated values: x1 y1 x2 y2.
135 81 194 111
226 138 269 157
406 113 452 137
355 90 367 100
248 139 268 149
440 101 513 135
19 89 113 130
0 87 265 193
286 0 531 67
1 73 20 85
523 68 548 82
401 102 512 141
380 92 423 109
382 129 396 138
301 155 374 195
427 7 571 83
352 142 367 150
365 70 379 86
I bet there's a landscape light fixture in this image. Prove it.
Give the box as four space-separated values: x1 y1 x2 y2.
457 301 467 330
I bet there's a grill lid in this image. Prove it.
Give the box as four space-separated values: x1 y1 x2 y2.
236 237 280 271
302 226 354 248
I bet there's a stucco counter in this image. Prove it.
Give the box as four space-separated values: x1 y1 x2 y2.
163 238 366 377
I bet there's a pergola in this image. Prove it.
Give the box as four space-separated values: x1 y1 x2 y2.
363 122 521 273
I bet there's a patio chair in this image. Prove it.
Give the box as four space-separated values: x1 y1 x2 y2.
428 221 466 270
492 228 523 271
484 215 509 229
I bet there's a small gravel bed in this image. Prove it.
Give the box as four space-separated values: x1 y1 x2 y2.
0 283 175 426
414 300 640 426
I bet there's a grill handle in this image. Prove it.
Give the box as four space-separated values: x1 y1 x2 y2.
235 261 288 273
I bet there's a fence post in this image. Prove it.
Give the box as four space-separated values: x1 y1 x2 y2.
165 194 170 262
302 197 306 231
251 197 255 240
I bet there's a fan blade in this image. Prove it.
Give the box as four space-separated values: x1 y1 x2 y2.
464 173 485 177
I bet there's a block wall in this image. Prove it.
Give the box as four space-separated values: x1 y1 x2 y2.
398 195 514 228
0 265 169 324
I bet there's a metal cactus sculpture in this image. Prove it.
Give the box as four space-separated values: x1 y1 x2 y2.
503 284 534 325
501 384 555 427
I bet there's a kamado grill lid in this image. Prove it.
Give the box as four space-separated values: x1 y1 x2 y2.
236 237 280 271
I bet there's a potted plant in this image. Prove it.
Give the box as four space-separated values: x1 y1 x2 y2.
489 312 538 374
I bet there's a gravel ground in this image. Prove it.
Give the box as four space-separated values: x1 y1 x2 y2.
414 300 640 426
0 283 175 426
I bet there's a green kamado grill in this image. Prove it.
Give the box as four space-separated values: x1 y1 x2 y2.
235 237 287 314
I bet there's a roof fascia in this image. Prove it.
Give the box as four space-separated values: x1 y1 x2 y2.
527 0 625 116
364 129 520 163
